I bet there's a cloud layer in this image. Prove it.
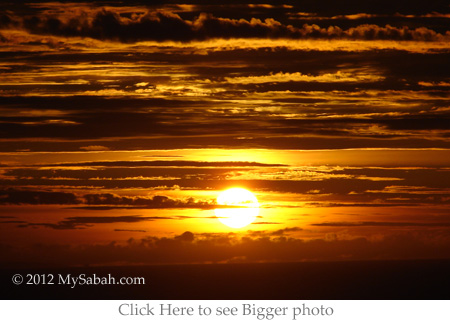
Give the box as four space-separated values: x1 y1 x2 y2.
8 9 448 43
2 229 450 268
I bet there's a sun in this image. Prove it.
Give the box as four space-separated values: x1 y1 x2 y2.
214 188 259 228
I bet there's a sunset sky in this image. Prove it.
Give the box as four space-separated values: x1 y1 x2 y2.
1 0 450 268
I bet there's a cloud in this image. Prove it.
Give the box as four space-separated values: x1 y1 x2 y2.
273 226 303 233
0 12 16 28
18 214 219 230
0 220 26 224
0 189 215 208
225 71 384 84
79 145 109 151
419 81 450 87
19 215 167 230
305 202 417 207
175 231 195 242
2 229 450 267
83 193 215 208
114 229 147 233
0 188 80 205
40 160 285 168
312 221 450 227
7 8 449 43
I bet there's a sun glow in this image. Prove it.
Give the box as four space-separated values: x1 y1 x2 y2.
214 188 259 228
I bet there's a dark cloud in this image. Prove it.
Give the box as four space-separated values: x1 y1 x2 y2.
0 189 215 208
0 12 15 28
244 227 303 238
2 165 280 184
272 227 304 235
114 229 147 233
312 221 450 227
6 7 449 42
2 165 449 206
18 214 217 230
0 188 80 205
8 0 450 16
305 202 417 207
2 229 450 268
64 216 158 224
19 215 160 230
0 220 26 224
2 111 449 148
382 116 450 130
175 231 195 242
0 32 7 43
0 46 449 152
83 193 215 208
33 160 285 168
2 135 449 152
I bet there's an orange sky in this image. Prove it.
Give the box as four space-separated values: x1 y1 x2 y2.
0 0 450 268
